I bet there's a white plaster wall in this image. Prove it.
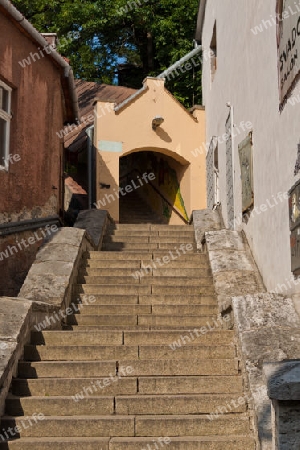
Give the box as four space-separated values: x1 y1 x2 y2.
201 0 300 293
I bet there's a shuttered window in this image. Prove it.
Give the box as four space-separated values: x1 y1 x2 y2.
0 80 12 171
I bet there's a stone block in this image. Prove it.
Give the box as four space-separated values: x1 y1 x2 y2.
209 249 254 273
264 361 300 400
205 229 245 251
233 294 300 333
75 209 111 250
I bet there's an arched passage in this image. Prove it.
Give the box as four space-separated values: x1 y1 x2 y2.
119 149 190 224
95 78 207 223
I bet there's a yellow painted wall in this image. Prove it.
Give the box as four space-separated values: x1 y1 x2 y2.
95 77 206 222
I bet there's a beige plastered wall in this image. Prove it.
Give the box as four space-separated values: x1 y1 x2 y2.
94 77 206 223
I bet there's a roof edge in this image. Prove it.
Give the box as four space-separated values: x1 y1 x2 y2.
195 0 207 44
0 0 79 122
114 84 149 113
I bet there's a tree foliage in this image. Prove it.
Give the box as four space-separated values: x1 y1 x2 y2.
12 0 201 107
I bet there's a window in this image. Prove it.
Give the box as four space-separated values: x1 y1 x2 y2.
238 134 254 212
210 23 217 82
207 138 219 208
214 144 219 204
0 80 12 171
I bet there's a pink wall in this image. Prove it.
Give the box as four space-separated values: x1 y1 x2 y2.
0 12 65 222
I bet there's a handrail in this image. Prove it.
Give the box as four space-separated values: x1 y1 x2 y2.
120 169 190 225
0 216 61 237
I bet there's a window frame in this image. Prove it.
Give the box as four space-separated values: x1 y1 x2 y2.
0 79 12 171
210 22 217 83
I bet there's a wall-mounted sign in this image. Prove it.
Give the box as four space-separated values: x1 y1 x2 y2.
289 179 300 275
98 140 123 152
277 0 300 107
238 134 253 212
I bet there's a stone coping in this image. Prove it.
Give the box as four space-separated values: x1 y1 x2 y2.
192 209 300 450
0 210 112 416
264 360 300 401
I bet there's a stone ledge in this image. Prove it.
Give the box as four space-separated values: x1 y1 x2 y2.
0 296 58 416
18 227 92 309
204 229 265 317
264 360 300 400
74 209 112 250
192 209 222 251
232 294 300 450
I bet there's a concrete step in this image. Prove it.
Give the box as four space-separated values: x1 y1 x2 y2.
136 315 218 327
81 276 213 286
0 415 135 437
88 252 208 262
62 325 227 331
24 344 235 362
67 314 138 326
151 268 211 276
12 377 137 397
12 374 242 397
86 259 210 269
101 243 197 251
76 294 217 306
103 236 195 244
31 330 124 346
69 304 217 316
78 295 140 305
138 375 243 394
5 395 115 416
19 358 237 378
69 314 219 327
24 345 139 361
150 285 215 295
0 437 110 450
123 330 235 345
109 225 193 231
135 414 249 437
75 285 151 295
77 284 215 296
5 394 247 417
138 295 217 306
106 359 239 376
70 305 152 315
115 394 247 415
109 230 195 237
108 436 256 450
18 361 117 378
31 329 233 346
83 268 211 277
138 344 236 360
0 436 255 450
151 305 217 315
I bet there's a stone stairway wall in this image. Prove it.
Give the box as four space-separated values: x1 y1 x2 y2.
0 223 256 449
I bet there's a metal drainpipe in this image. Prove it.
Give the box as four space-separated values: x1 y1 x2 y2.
86 125 95 209
157 45 202 79
227 103 235 230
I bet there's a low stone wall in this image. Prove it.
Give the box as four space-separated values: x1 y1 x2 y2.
0 229 46 297
264 360 300 450
0 297 61 416
0 210 112 417
74 209 112 250
18 227 93 309
193 209 300 450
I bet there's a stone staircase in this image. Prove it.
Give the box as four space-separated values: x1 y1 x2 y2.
119 190 166 224
0 224 256 449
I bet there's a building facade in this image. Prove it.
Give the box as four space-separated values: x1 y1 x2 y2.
0 0 78 295
94 77 207 224
196 0 300 297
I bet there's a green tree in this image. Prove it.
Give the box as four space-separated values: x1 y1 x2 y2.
12 0 201 107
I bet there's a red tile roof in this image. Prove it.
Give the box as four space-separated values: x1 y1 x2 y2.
64 81 137 150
